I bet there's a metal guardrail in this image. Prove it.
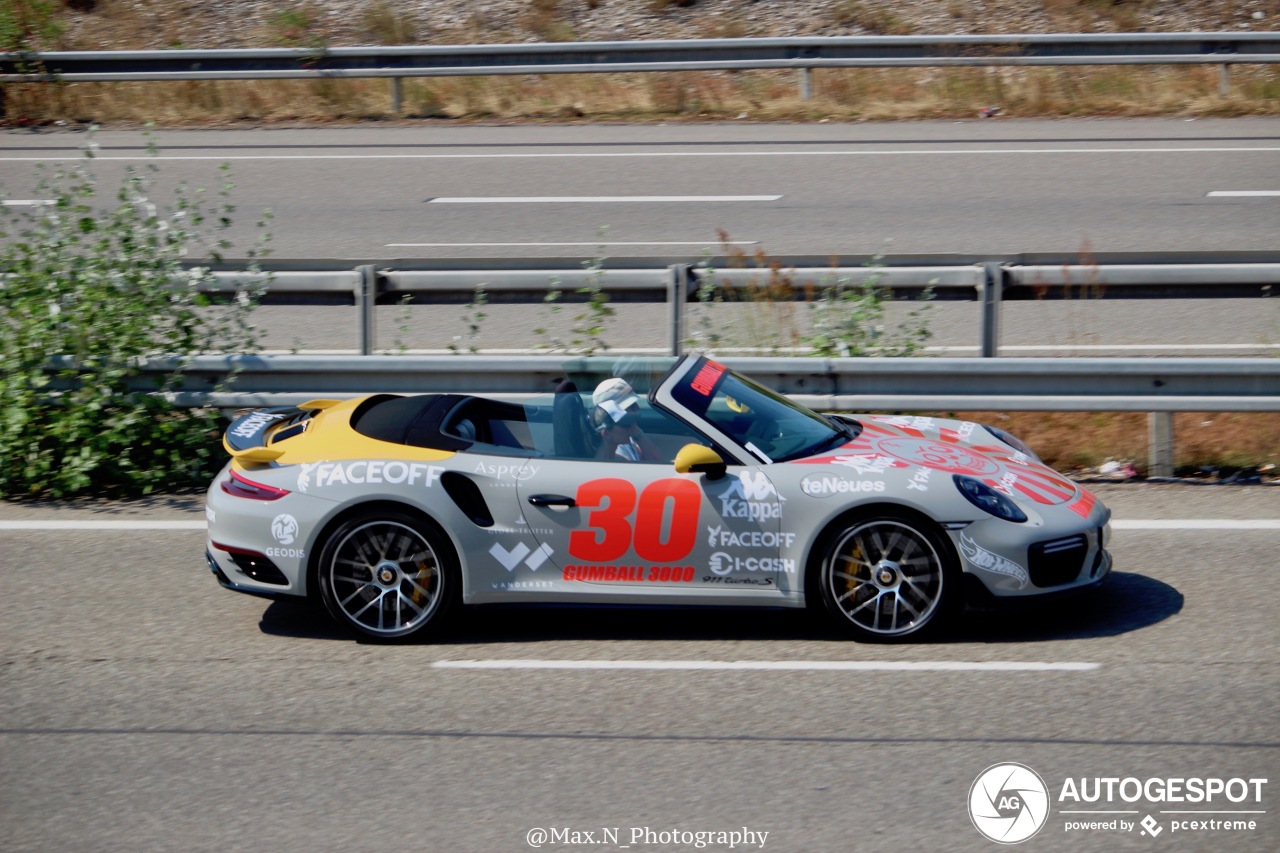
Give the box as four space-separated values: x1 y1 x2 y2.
4 33 1277 101
142 354 1280 413
196 253 1280 358
117 354 1277 478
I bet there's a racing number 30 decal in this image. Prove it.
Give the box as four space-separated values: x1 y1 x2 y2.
569 478 700 563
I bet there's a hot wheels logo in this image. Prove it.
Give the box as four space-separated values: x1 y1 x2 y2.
960 534 1029 588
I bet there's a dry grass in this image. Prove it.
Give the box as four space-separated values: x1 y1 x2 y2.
3 0 1277 124
939 412 1280 475
5 64 1278 125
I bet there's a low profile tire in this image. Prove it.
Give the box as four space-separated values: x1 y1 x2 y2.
815 511 959 642
316 509 458 641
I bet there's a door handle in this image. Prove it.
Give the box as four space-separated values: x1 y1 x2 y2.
527 494 576 508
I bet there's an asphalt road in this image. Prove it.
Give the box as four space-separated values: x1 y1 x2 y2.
3 118 1279 257
2 483 1277 853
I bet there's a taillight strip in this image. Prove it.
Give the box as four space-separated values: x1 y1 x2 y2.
221 467 290 501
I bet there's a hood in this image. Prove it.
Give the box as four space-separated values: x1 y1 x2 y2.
793 415 1080 507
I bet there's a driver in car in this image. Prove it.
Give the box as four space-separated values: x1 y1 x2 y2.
591 377 664 462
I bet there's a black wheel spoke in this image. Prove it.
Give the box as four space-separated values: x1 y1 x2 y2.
825 519 947 638
324 519 446 638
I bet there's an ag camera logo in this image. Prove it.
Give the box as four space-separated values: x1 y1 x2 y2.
969 763 1050 844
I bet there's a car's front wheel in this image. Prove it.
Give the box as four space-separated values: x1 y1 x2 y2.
316 509 457 641
816 511 958 641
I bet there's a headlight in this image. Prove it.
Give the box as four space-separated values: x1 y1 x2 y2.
984 425 1041 463
954 475 1028 523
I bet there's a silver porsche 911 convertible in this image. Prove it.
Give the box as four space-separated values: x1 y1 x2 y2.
205 355 1111 641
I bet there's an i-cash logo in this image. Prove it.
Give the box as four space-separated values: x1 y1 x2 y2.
969 763 1051 844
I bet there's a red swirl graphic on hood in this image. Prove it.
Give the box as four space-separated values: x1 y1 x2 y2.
795 425 1079 506
874 437 1000 476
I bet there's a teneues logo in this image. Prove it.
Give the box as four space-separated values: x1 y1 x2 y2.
969 763 1051 844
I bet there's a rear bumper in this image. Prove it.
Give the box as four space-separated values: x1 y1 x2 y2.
205 548 302 601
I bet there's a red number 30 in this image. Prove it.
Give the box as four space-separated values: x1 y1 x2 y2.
569 478 700 563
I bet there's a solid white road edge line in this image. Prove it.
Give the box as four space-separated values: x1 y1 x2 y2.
2 520 1277 531
1109 520 1280 530
1207 191 1280 197
431 660 1100 671
0 521 206 530
386 241 759 247
5 147 1279 162
424 196 782 203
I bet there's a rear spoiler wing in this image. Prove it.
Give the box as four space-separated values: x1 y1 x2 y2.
222 400 341 462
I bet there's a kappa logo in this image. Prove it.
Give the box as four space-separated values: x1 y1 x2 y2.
969 763 1051 844
718 471 785 520
489 540 555 572
270 513 299 545
960 534 1029 588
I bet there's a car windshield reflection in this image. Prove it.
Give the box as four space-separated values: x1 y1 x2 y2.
669 358 853 463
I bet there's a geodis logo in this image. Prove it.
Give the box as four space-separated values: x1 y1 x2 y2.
969 763 1051 844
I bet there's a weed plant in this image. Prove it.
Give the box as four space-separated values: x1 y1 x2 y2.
0 131 271 497
687 235 934 356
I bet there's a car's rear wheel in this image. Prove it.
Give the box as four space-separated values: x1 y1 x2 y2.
316 509 457 641
817 511 958 641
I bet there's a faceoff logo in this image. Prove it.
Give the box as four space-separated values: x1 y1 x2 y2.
969 763 1050 844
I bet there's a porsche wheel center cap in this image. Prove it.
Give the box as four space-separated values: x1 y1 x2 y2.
875 564 899 587
375 563 399 586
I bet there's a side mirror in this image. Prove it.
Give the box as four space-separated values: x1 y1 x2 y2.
674 444 727 480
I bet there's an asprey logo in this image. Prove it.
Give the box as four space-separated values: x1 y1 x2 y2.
969 763 1051 844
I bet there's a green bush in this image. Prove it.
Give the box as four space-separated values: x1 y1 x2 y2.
0 132 271 498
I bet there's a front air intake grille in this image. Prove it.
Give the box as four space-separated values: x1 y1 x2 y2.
212 543 288 585
1027 533 1088 588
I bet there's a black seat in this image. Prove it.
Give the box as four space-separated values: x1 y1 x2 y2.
551 380 596 459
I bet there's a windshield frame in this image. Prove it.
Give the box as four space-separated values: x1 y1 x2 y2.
656 356 855 464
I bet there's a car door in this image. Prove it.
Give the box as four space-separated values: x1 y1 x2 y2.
516 459 794 596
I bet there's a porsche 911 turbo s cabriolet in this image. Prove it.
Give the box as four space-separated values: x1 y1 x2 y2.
205 355 1111 641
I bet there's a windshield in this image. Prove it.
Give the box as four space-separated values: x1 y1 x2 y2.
670 359 854 463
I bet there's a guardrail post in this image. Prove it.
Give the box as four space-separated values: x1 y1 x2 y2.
357 264 378 355
981 262 1003 358
1148 412 1175 478
1218 64 1231 97
391 78 404 113
669 264 690 356
798 68 812 100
